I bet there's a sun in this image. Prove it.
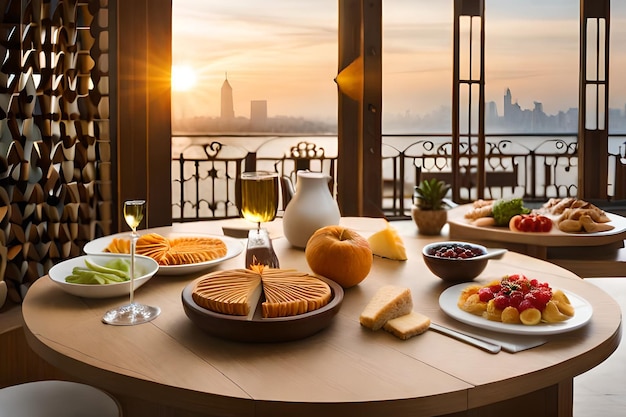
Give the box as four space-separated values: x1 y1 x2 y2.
171 65 197 92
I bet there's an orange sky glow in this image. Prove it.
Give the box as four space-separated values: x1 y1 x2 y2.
171 0 626 125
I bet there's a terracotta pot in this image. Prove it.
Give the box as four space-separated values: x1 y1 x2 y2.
411 206 447 235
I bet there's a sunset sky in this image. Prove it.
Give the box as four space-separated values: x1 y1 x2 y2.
171 0 626 125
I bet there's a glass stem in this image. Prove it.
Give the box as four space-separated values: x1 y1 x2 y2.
129 230 137 305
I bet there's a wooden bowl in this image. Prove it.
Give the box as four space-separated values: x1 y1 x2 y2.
181 276 344 343
422 241 489 282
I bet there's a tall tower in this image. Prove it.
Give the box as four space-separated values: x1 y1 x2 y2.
503 88 512 119
221 73 234 120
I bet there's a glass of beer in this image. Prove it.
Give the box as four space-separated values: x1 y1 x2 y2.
240 171 280 268
240 171 279 230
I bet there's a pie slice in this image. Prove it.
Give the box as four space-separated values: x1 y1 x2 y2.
191 266 332 319
158 235 228 265
192 269 262 318
104 232 228 266
261 268 332 318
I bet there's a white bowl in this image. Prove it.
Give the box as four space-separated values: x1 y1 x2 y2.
48 254 159 298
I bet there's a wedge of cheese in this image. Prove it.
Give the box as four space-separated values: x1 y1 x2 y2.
359 285 413 330
367 223 407 261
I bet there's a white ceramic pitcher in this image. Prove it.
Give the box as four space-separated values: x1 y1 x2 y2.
282 171 340 248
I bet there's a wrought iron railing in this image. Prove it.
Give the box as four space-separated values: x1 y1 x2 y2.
381 134 581 217
172 141 249 221
172 133 626 222
172 135 337 221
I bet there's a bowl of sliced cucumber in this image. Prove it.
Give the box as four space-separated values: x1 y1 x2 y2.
48 254 159 298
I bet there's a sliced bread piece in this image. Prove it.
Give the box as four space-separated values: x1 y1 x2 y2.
359 285 413 330
383 311 431 340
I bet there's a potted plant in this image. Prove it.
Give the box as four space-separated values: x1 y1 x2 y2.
411 178 452 235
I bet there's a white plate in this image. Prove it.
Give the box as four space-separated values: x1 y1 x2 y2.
83 232 244 275
439 283 593 335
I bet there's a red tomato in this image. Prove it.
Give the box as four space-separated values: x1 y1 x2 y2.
538 215 553 232
520 216 535 232
508 214 553 233
509 215 523 232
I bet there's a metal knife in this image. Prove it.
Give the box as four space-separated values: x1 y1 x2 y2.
429 323 501 354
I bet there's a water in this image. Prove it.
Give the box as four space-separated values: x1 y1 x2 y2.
171 134 626 219
172 134 625 160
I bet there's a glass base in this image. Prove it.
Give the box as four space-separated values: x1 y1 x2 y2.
245 228 279 268
102 303 161 326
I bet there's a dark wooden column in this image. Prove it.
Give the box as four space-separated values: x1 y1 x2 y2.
452 0 485 203
336 0 383 217
578 0 610 199
116 0 173 230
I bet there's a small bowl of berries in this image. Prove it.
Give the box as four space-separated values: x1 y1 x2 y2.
422 241 495 282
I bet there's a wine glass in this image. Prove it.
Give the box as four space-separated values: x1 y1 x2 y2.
240 171 279 268
102 200 161 325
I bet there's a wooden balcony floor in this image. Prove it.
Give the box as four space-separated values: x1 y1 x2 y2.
574 277 626 417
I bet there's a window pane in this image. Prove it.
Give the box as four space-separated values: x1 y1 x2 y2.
484 0 579 133
610 1 626 135
382 1 453 134
172 0 338 134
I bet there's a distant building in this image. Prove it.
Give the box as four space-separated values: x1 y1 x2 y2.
220 74 234 120
486 100 498 120
250 100 268 129
503 88 523 128
503 88 512 118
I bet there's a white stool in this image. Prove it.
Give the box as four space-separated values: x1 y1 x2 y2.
0 380 121 417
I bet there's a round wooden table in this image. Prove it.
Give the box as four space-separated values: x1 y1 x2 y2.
22 217 621 417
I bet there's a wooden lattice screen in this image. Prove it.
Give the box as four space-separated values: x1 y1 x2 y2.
0 0 111 307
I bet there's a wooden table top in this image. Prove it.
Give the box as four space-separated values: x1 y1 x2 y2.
21 217 622 417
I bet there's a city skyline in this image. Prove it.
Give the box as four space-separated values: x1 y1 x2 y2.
173 77 626 135
172 0 626 130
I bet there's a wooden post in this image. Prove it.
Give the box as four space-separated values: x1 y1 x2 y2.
453 0 485 203
336 0 383 217
116 0 173 229
578 0 610 199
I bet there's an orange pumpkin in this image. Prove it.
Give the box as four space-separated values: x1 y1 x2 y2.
305 225 373 288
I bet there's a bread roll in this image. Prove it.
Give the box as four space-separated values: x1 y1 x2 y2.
464 204 493 220
579 214 614 232
557 219 583 233
472 217 496 227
